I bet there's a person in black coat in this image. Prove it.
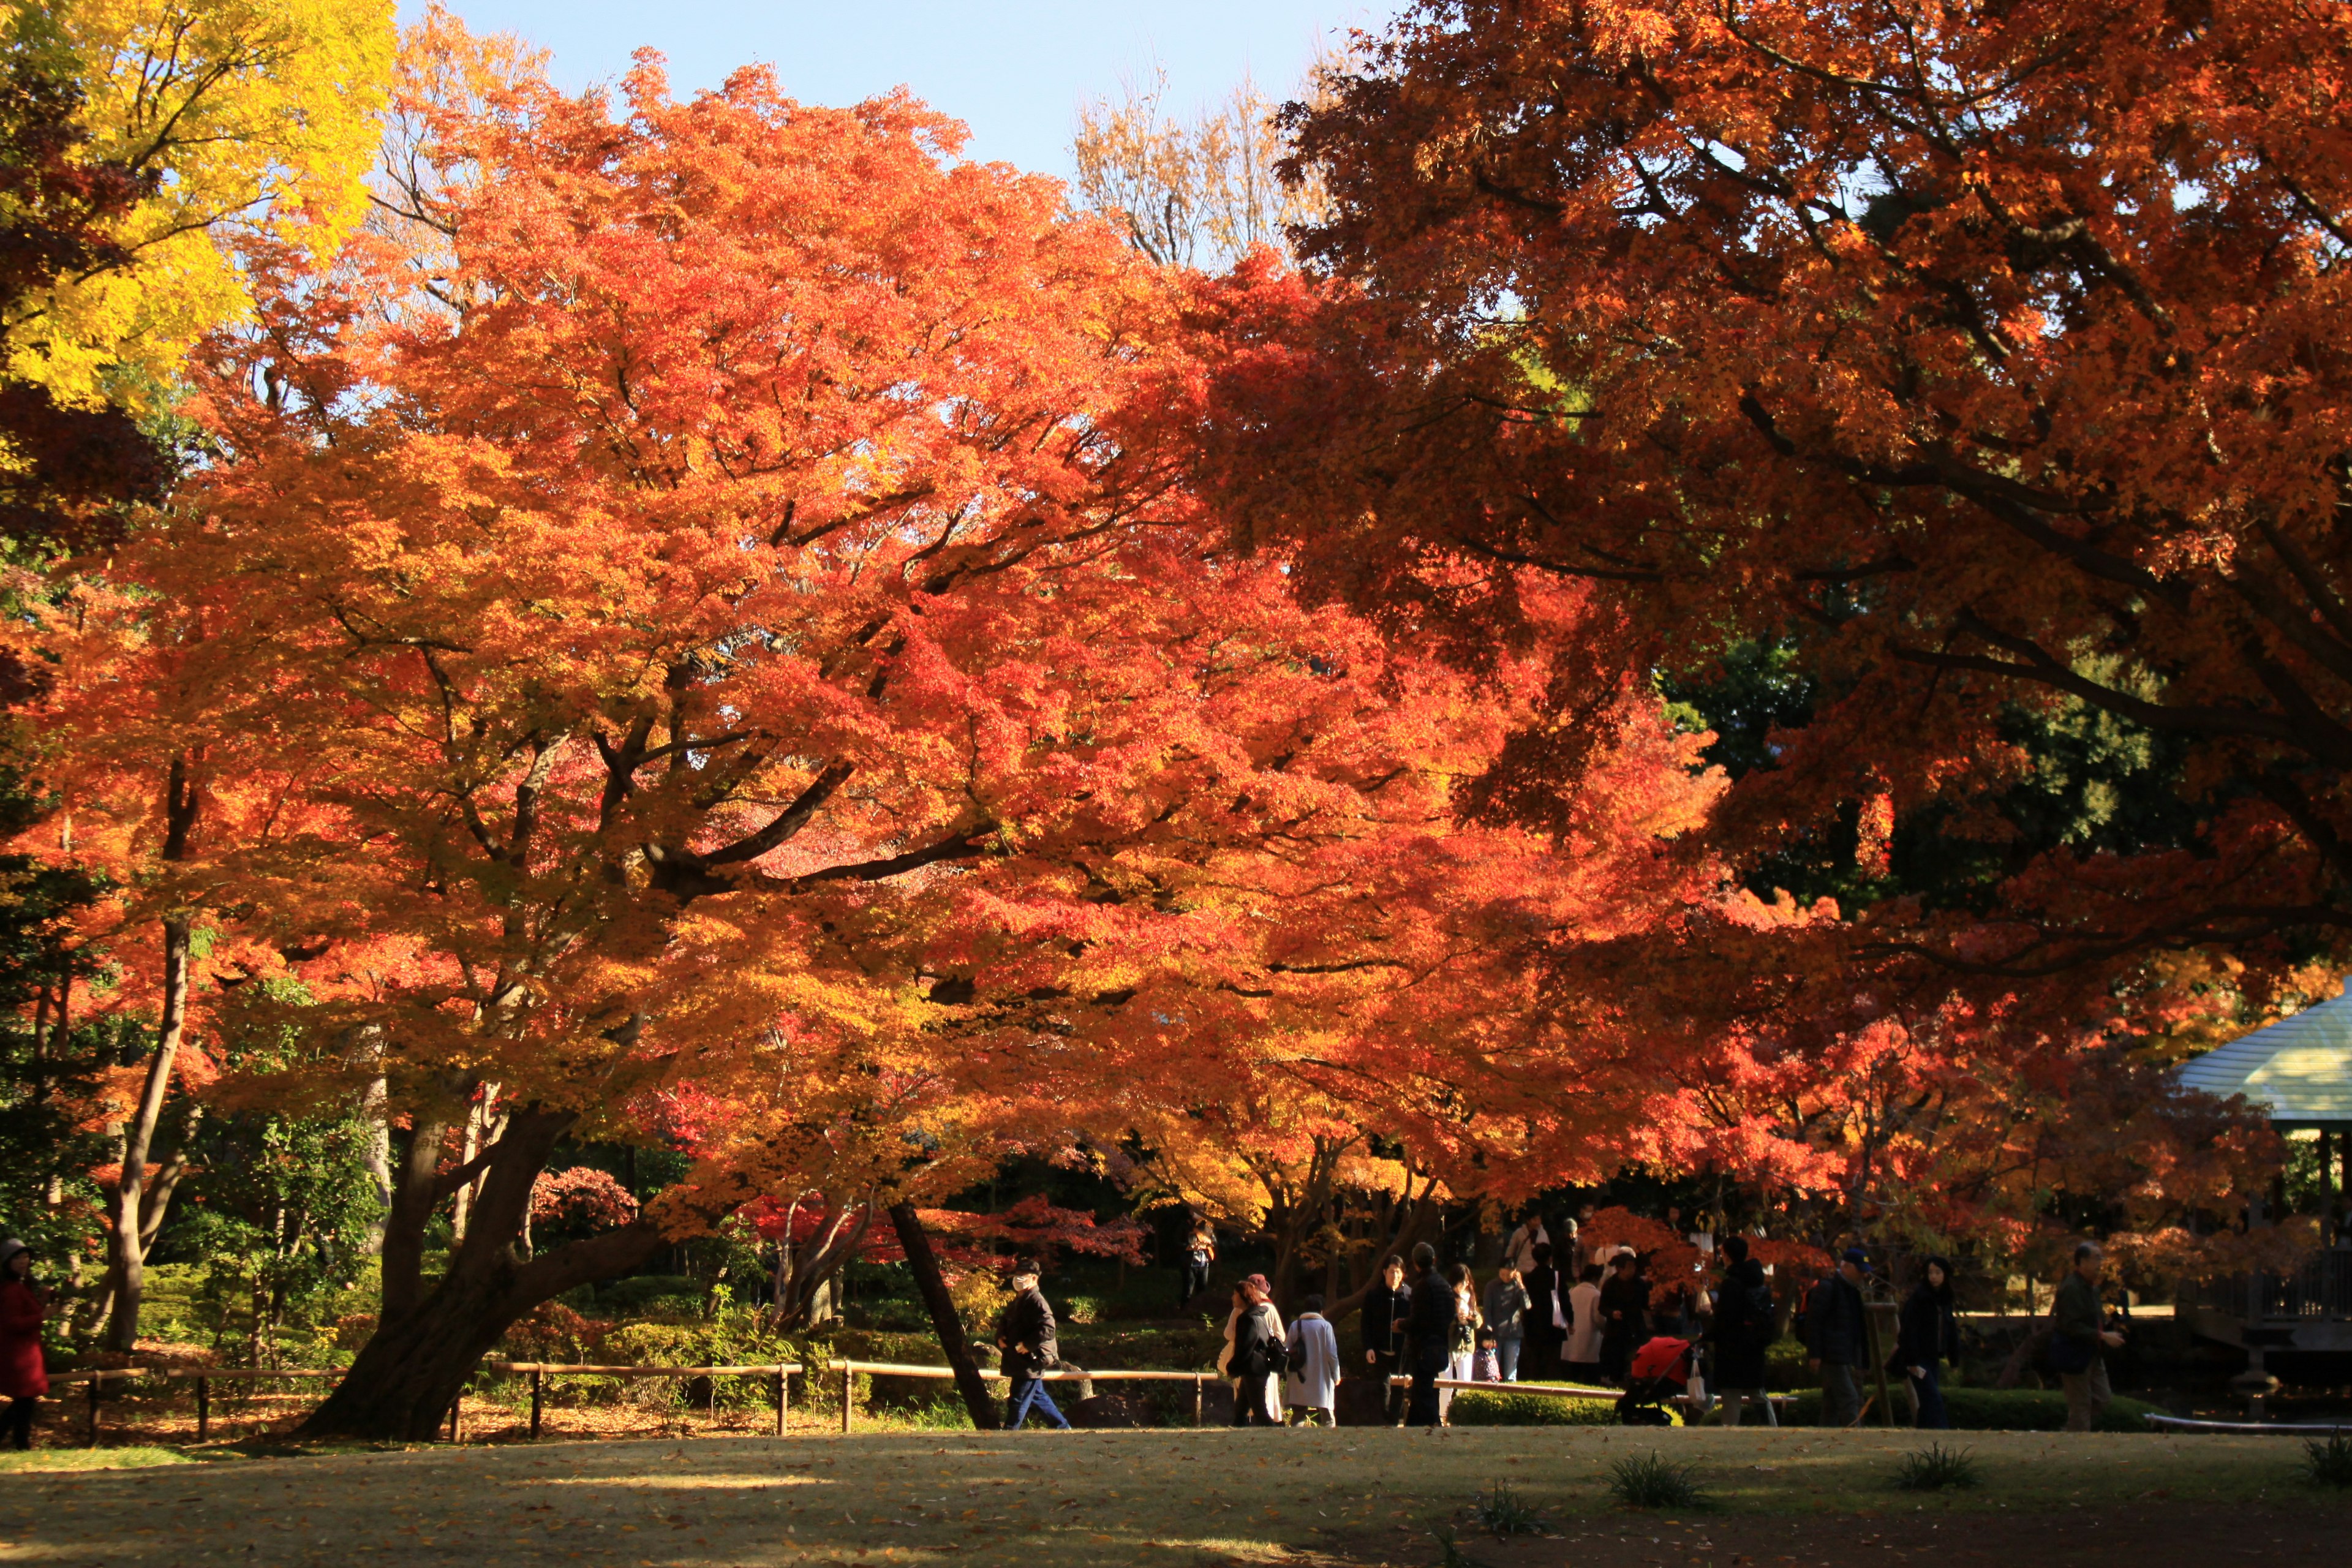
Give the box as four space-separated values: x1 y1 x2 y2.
1358 1253 1411 1423
1706 1235 1776 1426
1403 1243 1452 1427
1804 1248 1872 1427
1521 1242 1562 1382
993 1259 1069 1430
1596 1250 1649 1385
1891 1256 1958 1429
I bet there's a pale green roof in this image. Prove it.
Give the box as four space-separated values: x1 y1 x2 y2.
2178 987 2352 1126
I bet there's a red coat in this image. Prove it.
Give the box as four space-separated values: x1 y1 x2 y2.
0 1278 50 1398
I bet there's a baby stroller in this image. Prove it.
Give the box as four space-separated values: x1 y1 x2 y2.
1616 1335 1695 1425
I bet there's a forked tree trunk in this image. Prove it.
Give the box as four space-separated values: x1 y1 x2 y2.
888 1202 999 1431
300 1104 668 1441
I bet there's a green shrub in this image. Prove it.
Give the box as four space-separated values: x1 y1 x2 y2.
1777 1386 2159 1431
1607 1452 1705 1510
1894 1444 1981 1491
1471 1480 1545 1535
1445 1389 1618 1427
595 1276 703 1316
2304 1434 2352 1489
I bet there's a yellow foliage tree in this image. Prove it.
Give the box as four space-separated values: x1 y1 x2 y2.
5 0 393 406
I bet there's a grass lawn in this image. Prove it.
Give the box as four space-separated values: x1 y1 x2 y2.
0 1427 2339 1566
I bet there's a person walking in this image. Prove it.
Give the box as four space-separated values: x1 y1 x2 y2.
1179 1215 1217 1311
1228 1275 1287 1427
2054 1242 2125 1432
1893 1256 1958 1429
1597 1249 1649 1385
1284 1293 1340 1425
1482 1263 1531 1382
1441 1263 1480 1422
1521 1242 1563 1381
993 1259 1069 1431
1404 1244 1452 1428
1503 1211 1549 1275
1707 1236 1777 1427
1563 1263 1604 1381
1804 1247 1872 1428
0 1240 46 1451
1359 1254 1411 1423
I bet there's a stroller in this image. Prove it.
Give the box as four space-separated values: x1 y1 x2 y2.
1616 1335 1696 1425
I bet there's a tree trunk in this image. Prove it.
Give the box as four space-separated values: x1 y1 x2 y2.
103 911 192 1352
379 1110 453 1327
888 1201 999 1431
300 1104 672 1441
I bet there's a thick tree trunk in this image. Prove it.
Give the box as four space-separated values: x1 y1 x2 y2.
103 911 191 1352
300 1105 672 1441
888 1202 999 1431
379 1110 452 1327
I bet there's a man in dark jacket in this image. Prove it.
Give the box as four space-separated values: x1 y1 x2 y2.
2054 1242 2125 1431
1521 1242 1562 1382
1706 1235 1776 1427
993 1259 1068 1430
1804 1247 1871 1427
1403 1243 1452 1427
1596 1250 1649 1385
1359 1253 1411 1423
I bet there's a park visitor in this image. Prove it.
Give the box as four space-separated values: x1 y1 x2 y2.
2054 1242 2126 1431
1597 1248 1649 1385
1707 1235 1777 1427
1894 1256 1959 1429
1504 1210 1548 1274
1441 1263 1480 1421
1360 1253 1411 1423
1404 1243 1452 1427
0 1240 44 1451
1482 1262 1530 1382
1522 1242 1563 1381
1804 1247 1872 1428
993 1259 1069 1431
1284 1293 1340 1425
1180 1214 1216 1310
1227 1275 1286 1427
1563 1263 1604 1381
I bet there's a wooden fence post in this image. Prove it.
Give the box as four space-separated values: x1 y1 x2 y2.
447 1395 461 1444
530 1368 544 1439
1192 1374 1203 1427
85 1376 100 1448
839 1363 853 1434
195 1376 209 1441
773 1369 786 1438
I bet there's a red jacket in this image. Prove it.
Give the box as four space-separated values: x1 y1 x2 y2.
0 1278 50 1398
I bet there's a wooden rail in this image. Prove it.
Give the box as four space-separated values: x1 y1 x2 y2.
483 1360 805 1439
826 1360 1214 1432
153 1367 347 1441
43 1370 146 1449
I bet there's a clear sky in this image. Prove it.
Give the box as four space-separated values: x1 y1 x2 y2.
412 2 1402 181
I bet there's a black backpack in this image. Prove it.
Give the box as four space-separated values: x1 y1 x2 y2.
1744 1279 1781 1347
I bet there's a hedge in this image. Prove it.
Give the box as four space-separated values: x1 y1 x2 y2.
1444 1389 1620 1427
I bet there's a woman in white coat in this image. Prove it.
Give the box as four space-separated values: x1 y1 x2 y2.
1284 1293 1341 1425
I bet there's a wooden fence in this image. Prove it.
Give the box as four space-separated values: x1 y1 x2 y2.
482 1361 804 1439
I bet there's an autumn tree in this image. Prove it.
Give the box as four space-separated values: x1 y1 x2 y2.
1231 0 2352 978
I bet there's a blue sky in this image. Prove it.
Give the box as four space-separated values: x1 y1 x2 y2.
413 2 1403 180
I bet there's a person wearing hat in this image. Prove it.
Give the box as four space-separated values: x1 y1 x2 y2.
992 1259 1068 1430
0 1239 48 1450
1803 1246 1872 1428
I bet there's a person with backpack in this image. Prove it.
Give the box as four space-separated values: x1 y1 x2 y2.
993 1258 1069 1430
2053 1242 2125 1431
1707 1235 1778 1427
1227 1273 1287 1427
1804 1247 1872 1427
1893 1256 1959 1429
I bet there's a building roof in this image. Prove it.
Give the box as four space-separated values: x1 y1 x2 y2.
2178 987 2352 1127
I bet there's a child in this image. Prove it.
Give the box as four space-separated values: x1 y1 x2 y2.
1471 1331 1502 1383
